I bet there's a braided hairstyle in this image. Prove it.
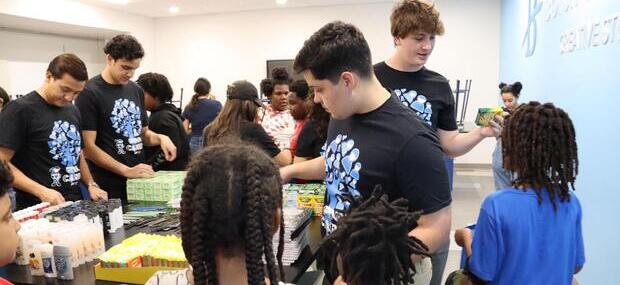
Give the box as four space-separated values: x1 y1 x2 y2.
180 144 285 285
502 101 578 210
321 187 430 285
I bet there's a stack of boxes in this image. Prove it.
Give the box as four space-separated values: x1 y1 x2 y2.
126 171 186 202
275 207 313 265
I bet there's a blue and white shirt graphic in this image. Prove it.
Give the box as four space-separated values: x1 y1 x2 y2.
110 99 143 155
47 120 81 187
323 134 362 235
393 88 433 125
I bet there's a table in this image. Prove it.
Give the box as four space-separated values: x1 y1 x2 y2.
0 217 323 285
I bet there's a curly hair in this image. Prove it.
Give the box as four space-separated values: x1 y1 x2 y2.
0 160 13 197
502 101 578 210
289 79 309 100
180 144 285 285
391 0 445 38
104 34 145 60
294 21 373 84
136 72 174 102
321 187 429 285
498 82 523 98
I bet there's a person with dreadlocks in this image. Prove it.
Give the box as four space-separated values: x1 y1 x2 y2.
322 187 430 285
146 144 293 285
455 102 584 285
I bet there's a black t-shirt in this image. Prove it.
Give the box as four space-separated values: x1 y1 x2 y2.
295 120 324 159
75 75 148 195
0 92 84 209
204 121 280 158
145 103 190 171
374 62 457 132
322 94 451 235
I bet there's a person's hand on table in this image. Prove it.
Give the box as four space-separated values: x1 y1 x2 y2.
123 163 155 179
38 188 65 205
88 183 108 201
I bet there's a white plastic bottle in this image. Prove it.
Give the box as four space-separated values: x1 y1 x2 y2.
53 243 74 280
28 242 44 276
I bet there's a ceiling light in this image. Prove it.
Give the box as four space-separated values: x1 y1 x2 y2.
276 0 287 5
169 5 180 13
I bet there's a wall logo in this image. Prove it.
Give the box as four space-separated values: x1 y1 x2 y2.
110 99 143 155
47 120 81 187
393 88 433 125
522 0 543 57
323 134 362 234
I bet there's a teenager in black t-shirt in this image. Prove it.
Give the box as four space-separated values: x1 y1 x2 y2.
75 35 177 202
0 54 107 209
136 73 189 171
281 22 451 283
374 2 502 285
203 80 288 164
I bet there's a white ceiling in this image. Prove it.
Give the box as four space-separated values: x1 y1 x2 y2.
74 0 395 18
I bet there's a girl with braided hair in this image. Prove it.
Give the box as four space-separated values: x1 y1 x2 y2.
321 187 430 285
455 102 584 285
146 144 291 285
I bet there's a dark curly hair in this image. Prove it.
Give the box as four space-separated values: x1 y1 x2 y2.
261 68 291 98
502 101 578 211
180 144 285 285
104 34 145 60
136 72 174 102
289 79 309 100
294 21 373 84
498 82 523 98
0 160 13 197
321 187 429 285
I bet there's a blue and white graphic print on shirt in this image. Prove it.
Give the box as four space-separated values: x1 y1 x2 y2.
47 120 81 187
110 99 143 155
393 88 433 125
323 134 362 235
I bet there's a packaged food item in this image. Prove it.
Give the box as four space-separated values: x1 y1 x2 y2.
475 107 504 126
127 171 186 202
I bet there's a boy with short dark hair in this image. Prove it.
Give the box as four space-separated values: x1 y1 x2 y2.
281 21 452 283
76 35 177 202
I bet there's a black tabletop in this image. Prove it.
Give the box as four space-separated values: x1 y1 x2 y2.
0 217 323 285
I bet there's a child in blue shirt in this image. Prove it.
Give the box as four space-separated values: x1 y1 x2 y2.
455 101 585 285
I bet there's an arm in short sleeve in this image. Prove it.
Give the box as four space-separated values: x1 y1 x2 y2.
0 101 27 150
395 132 451 214
469 200 503 282
436 81 458 131
75 88 99 131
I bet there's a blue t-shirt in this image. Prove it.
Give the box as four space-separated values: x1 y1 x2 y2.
182 99 222 137
470 187 585 285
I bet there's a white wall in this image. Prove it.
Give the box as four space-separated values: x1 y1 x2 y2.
153 0 500 164
0 29 105 95
0 0 156 71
